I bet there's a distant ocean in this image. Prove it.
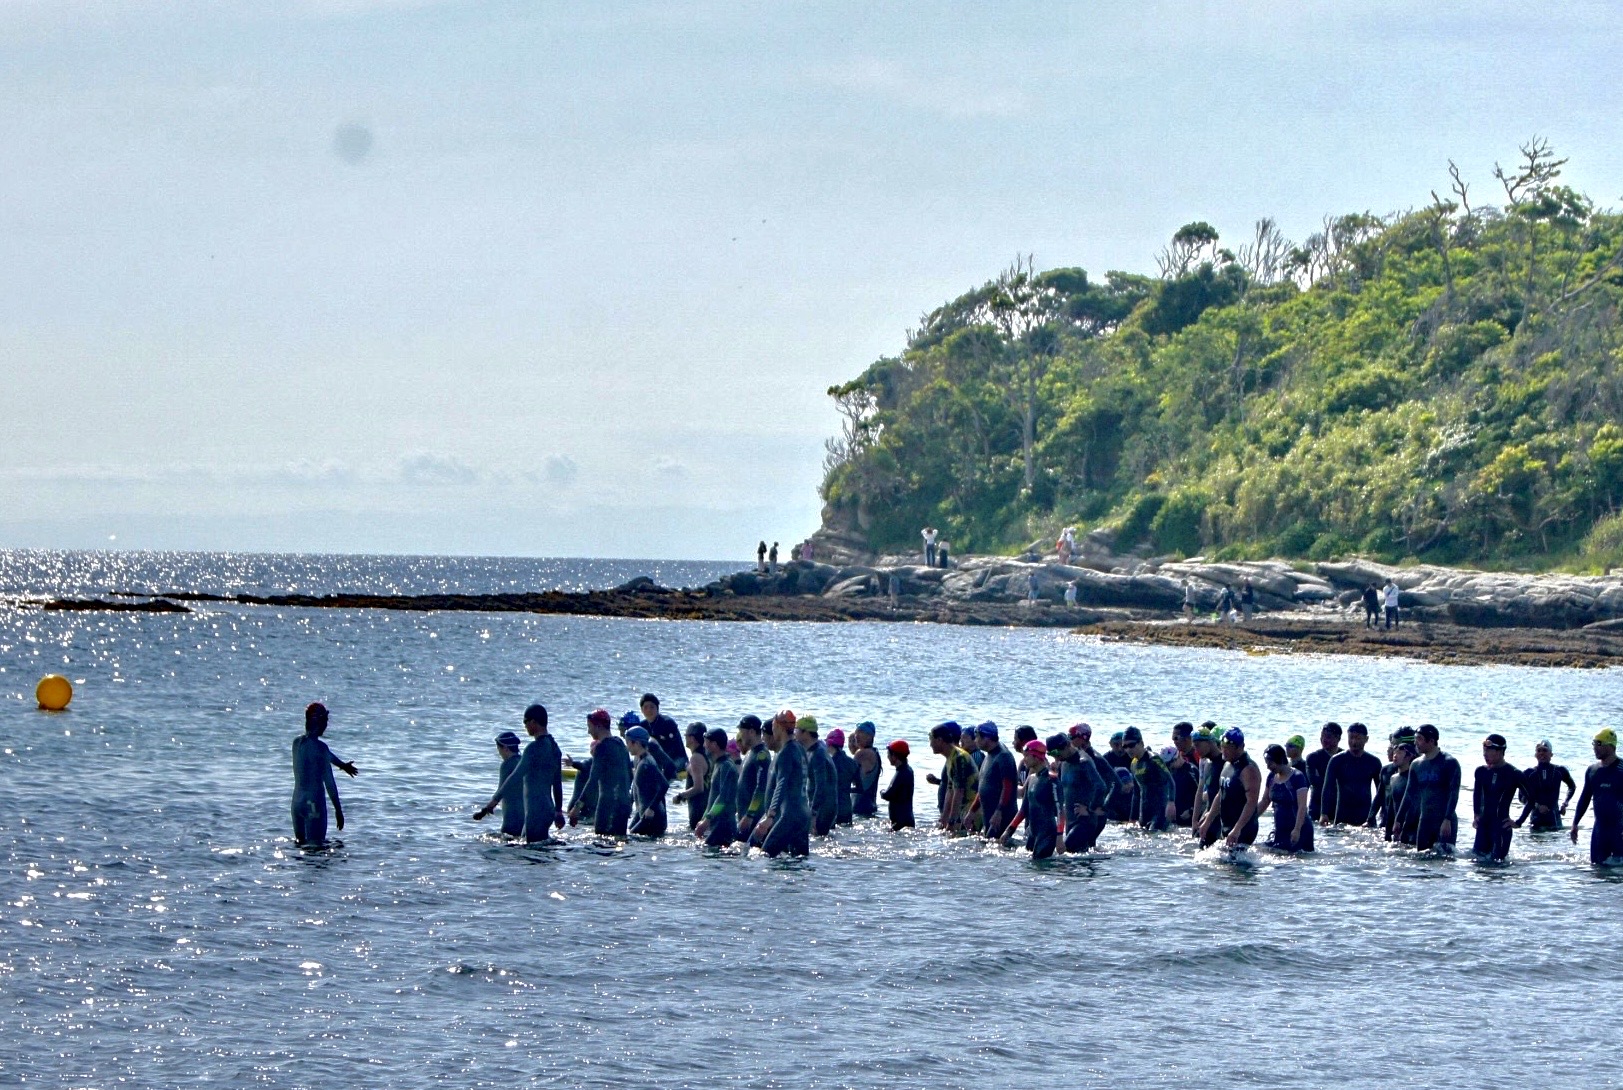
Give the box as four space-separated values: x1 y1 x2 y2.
2 551 1620 1088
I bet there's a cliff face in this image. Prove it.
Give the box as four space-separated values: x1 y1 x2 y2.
817 151 1623 575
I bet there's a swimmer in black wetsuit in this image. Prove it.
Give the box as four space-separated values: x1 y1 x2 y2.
672 722 710 831
1570 728 1623 865
1196 728 1261 848
1515 739 1576 830
1069 724 1116 848
756 711 812 858
1192 727 1226 846
626 727 670 837
570 709 633 836
1050 732 1108 853
881 740 915 830
1000 740 1057 859
637 693 687 772
826 728 857 826
1322 722 1383 826
798 717 839 837
474 704 563 844
1471 733 1521 862
695 728 739 847
1305 722 1342 822
1399 723 1460 853
732 716 769 840
489 731 525 838
290 702 358 846
1285 734 1308 775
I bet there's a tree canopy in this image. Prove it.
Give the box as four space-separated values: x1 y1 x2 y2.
820 142 1623 572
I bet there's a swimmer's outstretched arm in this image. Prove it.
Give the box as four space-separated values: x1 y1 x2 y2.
328 749 359 777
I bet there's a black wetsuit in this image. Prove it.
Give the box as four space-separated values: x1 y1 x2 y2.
1305 747 1339 822
1218 752 1260 846
853 749 882 817
1059 752 1108 852
1169 761 1199 826
737 743 771 834
882 763 915 830
702 756 740 847
1198 755 1226 846
1401 749 1461 852
831 746 858 826
1019 768 1058 860
1573 759 1623 864
978 745 1019 836
1103 750 1135 820
1376 761 1401 838
1322 748 1382 826
496 752 525 838
1518 762 1574 830
290 734 345 846
762 741 812 858
630 751 670 837
643 713 686 771
1083 749 1117 844
516 734 563 843
580 735 633 836
1390 764 1417 844
808 740 838 836
1131 754 1171 831
1472 761 1522 861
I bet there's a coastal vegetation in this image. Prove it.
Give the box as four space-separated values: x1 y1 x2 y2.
820 141 1623 572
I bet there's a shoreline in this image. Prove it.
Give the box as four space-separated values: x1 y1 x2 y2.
19 583 1623 668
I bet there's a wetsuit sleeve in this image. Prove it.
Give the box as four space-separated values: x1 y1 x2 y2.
1474 767 1487 821
1321 753 1341 823
1561 766 1578 805
1081 758 1107 809
1445 758 1462 821
1572 768 1595 826
323 761 341 809
549 740 564 816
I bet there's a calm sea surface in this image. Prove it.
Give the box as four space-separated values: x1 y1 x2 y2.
2 551 1621 1089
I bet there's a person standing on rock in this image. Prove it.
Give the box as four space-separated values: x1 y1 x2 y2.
1181 579 1195 622
768 542 779 573
1516 740 1576 830
1362 584 1380 629
1064 580 1078 608
1027 570 1041 602
937 541 950 568
1383 579 1401 630
1570 728 1623 865
1215 585 1237 623
888 573 901 609
1240 580 1256 623
922 526 937 567
757 540 768 573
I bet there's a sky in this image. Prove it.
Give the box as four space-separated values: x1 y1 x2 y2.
3 0 1622 560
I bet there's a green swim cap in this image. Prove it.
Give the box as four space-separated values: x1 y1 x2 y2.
1286 735 1306 749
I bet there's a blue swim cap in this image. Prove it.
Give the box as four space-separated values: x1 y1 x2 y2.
495 731 523 750
1222 727 1245 746
854 721 876 737
619 711 642 729
976 721 999 739
625 726 651 744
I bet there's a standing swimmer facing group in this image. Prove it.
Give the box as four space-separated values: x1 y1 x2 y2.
290 702 358 846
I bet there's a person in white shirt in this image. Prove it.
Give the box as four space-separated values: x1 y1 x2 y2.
922 527 938 567
1383 579 1401 630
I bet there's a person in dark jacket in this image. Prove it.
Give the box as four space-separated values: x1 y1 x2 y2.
637 693 686 770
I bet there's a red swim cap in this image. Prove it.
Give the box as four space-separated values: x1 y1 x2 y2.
586 709 611 728
887 739 909 756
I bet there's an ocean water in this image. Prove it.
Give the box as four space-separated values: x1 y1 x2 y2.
2 552 1621 1089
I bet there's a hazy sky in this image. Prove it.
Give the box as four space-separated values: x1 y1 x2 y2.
3 0 1621 559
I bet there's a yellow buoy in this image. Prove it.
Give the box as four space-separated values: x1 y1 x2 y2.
37 674 74 711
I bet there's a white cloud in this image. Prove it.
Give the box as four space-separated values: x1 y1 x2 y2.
817 57 1030 120
394 451 480 486
541 453 579 487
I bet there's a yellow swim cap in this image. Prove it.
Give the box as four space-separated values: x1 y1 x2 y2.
1595 728 1618 747
796 715 819 733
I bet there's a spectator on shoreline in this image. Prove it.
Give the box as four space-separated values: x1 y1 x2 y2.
1240 580 1256 622
1362 584 1380 628
1182 579 1195 622
1064 580 1078 608
922 526 937 567
1383 579 1401 630
937 541 951 568
769 542 779 573
756 541 767 574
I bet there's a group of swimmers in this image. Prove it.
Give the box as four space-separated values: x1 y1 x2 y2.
290 696 1623 866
